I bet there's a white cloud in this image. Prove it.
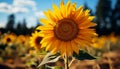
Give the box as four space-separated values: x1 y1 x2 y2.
13 0 36 7
35 11 45 18
0 2 11 8
0 2 12 13
0 2 29 14
0 0 37 14
0 21 6 28
12 7 29 13
0 0 41 28
13 0 36 11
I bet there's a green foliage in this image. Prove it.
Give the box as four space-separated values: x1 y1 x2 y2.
73 50 96 60
54 66 63 69
0 44 7 50
26 58 37 67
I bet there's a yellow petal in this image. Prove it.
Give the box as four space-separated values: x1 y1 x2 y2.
66 41 73 56
74 6 84 19
52 4 62 20
74 38 92 46
48 9 58 22
45 38 56 51
40 36 53 44
51 39 60 54
79 22 97 29
59 41 66 57
79 32 98 37
60 0 66 18
41 37 53 48
44 10 57 25
66 1 71 17
71 40 79 54
84 9 90 16
72 2 76 11
40 18 55 26
41 30 54 36
88 16 95 21
79 29 95 33
37 26 53 31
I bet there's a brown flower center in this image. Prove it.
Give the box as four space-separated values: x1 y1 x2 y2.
35 37 42 46
7 38 11 42
54 18 79 41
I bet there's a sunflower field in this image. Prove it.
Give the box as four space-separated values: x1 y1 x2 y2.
0 32 120 69
0 0 120 69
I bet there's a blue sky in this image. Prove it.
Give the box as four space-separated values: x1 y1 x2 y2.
0 0 116 28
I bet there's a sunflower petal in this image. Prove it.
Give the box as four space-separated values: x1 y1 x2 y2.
60 0 65 18
66 41 73 56
71 41 79 54
37 26 53 31
52 4 62 20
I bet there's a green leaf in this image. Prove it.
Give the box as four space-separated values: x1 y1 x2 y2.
54 66 63 69
0 57 3 62
73 50 96 60
38 52 60 68
10 45 16 50
0 44 7 50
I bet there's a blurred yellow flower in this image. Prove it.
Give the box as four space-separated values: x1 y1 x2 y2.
16 35 26 45
3 33 16 45
109 33 117 44
24 35 31 46
29 50 35 55
37 1 97 56
93 36 107 49
30 31 42 50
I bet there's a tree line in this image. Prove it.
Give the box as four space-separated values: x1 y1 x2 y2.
96 0 120 36
0 14 39 35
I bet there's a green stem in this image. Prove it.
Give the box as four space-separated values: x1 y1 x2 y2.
68 57 75 67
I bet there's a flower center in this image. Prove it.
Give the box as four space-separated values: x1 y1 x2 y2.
7 38 11 42
35 37 42 46
54 18 79 41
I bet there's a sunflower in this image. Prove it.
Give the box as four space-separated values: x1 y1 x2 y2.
30 31 43 50
3 34 16 45
37 1 97 56
109 33 117 44
16 35 26 45
93 36 107 49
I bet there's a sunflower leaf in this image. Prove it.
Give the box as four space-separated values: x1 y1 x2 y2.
37 52 60 68
0 44 7 50
73 50 96 60
54 66 63 69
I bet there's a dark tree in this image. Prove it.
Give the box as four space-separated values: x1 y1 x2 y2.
16 22 22 30
111 0 120 34
22 19 27 29
96 0 112 35
5 14 15 32
22 19 27 35
16 21 22 35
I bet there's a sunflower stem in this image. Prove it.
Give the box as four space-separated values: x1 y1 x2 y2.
64 55 69 69
68 57 75 67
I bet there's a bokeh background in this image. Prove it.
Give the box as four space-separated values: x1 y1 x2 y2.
0 0 120 69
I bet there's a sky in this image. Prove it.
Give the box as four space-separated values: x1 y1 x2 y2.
0 0 116 28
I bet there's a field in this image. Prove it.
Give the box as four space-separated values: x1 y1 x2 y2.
0 33 120 69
